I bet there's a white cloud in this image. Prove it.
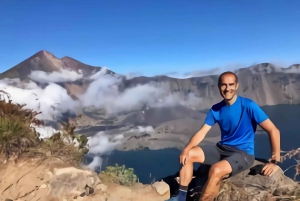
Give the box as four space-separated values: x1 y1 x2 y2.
28 69 83 83
87 131 124 155
167 63 246 79
86 131 124 171
80 68 202 117
0 67 204 121
33 125 60 138
87 156 103 171
137 126 154 133
0 65 205 165
0 81 81 121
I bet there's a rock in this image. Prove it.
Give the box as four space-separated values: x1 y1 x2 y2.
216 163 299 201
143 185 154 194
130 183 153 194
49 166 101 198
152 181 170 196
85 185 94 195
40 184 47 189
94 183 108 192
163 159 300 201
45 151 52 157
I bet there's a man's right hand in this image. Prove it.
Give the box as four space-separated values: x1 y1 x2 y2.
179 124 211 165
180 149 190 165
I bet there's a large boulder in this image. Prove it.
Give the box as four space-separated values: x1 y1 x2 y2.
162 159 300 201
0 156 105 201
217 164 300 201
0 156 171 201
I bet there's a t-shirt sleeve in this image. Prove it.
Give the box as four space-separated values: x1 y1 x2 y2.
249 101 269 124
204 109 216 126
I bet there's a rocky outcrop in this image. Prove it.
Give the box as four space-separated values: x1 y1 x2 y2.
0 156 103 201
0 156 170 201
1 154 299 201
163 159 300 201
217 165 300 201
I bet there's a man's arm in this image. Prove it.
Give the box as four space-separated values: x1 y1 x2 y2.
259 119 281 161
183 124 212 152
249 101 281 162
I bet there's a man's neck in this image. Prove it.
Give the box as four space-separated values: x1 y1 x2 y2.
224 94 238 105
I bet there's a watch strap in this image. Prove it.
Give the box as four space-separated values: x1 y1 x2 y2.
270 159 279 164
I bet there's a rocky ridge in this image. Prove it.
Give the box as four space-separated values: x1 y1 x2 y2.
1 50 300 113
0 155 170 201
1 155 299 201
163 159 300 201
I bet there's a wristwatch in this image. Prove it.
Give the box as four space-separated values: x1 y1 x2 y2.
270 159 279 165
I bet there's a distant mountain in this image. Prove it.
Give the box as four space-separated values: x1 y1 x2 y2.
120 63 300 109
0 50 115 80
1 50 300 131
2 50 300 108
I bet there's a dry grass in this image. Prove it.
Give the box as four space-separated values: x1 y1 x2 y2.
215 147 300 200
281 148 300 181
0 91 88 166
216 180 255 201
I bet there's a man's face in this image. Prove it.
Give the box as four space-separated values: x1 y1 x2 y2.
218 74 239 101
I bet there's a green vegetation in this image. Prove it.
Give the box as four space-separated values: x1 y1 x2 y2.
0 90 137 188
0 90 88 165
99 163 138 187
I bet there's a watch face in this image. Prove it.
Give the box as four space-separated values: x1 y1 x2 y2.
271 160 277 164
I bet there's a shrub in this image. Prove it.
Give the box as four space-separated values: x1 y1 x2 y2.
281 148 300 181
0 90 89 165
99 163 138 187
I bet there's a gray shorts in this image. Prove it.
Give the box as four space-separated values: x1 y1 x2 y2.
200 143 255 177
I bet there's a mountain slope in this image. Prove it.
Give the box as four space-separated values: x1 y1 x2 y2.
1 50 300 127
120 63 300 109
0 50 115 80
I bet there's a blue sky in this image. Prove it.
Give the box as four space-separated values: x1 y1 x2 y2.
1 0 300 76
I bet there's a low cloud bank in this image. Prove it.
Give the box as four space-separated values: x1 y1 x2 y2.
0 66 202 169
28 69 84 83
79 68 201 117
86 131 124 171
0 81 80 121
87 131 124 155
0 67 205 122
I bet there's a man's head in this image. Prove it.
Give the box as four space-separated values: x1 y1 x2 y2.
218 71 239 101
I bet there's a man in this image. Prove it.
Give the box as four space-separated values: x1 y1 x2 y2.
177 71 281 201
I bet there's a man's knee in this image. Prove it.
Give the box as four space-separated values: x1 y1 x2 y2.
209 165 222 177
209 162 231 179
187 146 205 163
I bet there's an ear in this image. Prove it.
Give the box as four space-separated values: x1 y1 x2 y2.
235 82 239 90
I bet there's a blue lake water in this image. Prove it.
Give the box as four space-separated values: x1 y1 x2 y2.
83 103 300 184
84 133 299 184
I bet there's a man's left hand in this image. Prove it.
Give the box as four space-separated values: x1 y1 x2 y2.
261 163 279 176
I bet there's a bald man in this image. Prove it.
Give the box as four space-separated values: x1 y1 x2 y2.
177 71 281 201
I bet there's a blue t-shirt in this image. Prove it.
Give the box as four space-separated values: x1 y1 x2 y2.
204 95 268 155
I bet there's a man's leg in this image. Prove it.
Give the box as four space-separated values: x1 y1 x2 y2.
178 143 221 201
200 160 232 201
178 146 205 201
200 148 255 201
180 147 205 185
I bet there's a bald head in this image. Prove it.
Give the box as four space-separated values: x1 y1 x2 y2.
218 71 238 87
217 71 239 101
